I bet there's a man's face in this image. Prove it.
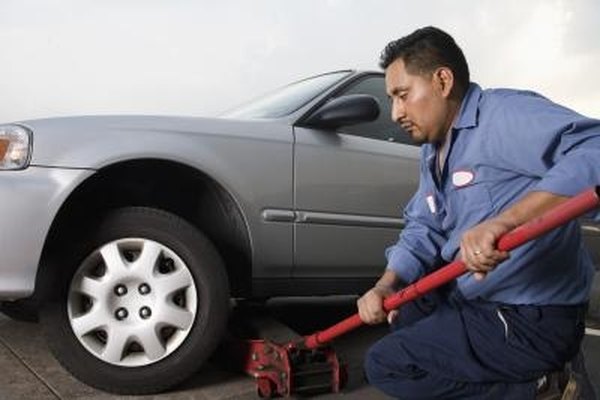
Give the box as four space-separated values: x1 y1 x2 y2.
385 58 452 145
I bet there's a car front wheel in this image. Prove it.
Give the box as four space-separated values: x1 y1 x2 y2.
42 207 230 394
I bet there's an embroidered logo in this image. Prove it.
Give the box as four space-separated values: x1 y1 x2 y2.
452 170 475 187
426 194 437 214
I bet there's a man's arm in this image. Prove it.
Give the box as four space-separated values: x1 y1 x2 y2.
358 191 570 324
460 191 570 280
358 184 445 325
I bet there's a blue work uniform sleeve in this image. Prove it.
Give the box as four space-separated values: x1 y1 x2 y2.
490 92 600 218
385 183 446 283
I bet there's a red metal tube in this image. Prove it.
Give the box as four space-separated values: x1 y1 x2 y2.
304 186 600 349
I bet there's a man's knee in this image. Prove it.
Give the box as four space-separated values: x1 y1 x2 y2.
364 340 403 387
364 339 425 386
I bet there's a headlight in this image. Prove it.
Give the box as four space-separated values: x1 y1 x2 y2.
0 125 32 170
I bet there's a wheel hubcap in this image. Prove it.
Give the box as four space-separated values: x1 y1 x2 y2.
67 238 198 367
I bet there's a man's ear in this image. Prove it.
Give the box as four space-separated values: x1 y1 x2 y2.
434 67 454 98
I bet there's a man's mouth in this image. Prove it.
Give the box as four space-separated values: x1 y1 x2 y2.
401 121 415 132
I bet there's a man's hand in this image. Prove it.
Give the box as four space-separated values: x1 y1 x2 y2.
357 285 394 324
460 217 513 280
460 191 570 280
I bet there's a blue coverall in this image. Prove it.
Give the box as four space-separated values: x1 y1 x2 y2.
365 83 600 399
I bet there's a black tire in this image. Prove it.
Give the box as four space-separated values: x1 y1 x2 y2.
41 207 230 394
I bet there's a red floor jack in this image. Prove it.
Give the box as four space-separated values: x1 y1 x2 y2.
239 187 600 398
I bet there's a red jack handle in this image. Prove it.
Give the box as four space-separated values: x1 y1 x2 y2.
304 186 600 349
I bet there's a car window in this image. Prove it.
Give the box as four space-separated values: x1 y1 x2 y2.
334 75 413 145
223 71 352 119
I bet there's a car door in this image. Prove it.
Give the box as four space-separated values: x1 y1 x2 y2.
293 74 420 279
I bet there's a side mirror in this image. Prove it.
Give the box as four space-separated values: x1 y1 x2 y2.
301 94 380 130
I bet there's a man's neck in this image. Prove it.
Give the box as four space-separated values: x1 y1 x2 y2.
436 130 452 179
436 114 459 174
436 93 464 173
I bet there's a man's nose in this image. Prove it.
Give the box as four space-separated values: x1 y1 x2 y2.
391 100 406 122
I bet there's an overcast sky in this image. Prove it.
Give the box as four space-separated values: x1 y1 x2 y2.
1 0 598 122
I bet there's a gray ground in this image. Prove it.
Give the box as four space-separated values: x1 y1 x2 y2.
0 296 598 399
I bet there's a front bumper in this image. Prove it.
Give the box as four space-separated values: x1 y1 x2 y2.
0 166 94 300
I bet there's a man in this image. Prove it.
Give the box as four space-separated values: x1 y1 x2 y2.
358 26 599 399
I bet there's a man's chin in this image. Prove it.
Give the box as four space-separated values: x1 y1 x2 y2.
408 132 427 145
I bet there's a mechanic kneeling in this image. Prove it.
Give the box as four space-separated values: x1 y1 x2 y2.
358 26 599 399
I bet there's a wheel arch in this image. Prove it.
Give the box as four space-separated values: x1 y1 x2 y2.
36 158 253 300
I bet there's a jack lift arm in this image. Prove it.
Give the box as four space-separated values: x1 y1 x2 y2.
239 187 600 398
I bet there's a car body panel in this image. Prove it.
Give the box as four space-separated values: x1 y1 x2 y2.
0 166 94 299
293 127 420 277
20 116 297 284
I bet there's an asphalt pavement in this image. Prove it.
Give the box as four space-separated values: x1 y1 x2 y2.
0 296 598 399
0 297 390 400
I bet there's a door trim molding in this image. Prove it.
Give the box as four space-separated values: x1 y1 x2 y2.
262 208 404 229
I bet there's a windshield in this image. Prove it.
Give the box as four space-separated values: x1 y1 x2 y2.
223 71 352 119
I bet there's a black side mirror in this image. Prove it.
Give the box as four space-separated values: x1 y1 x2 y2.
301 94 380 130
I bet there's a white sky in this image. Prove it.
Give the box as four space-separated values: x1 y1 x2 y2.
1 0 598 122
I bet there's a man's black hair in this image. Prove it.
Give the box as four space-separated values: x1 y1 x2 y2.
380 26 470 94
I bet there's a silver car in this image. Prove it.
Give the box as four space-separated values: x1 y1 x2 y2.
0 70 598 394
